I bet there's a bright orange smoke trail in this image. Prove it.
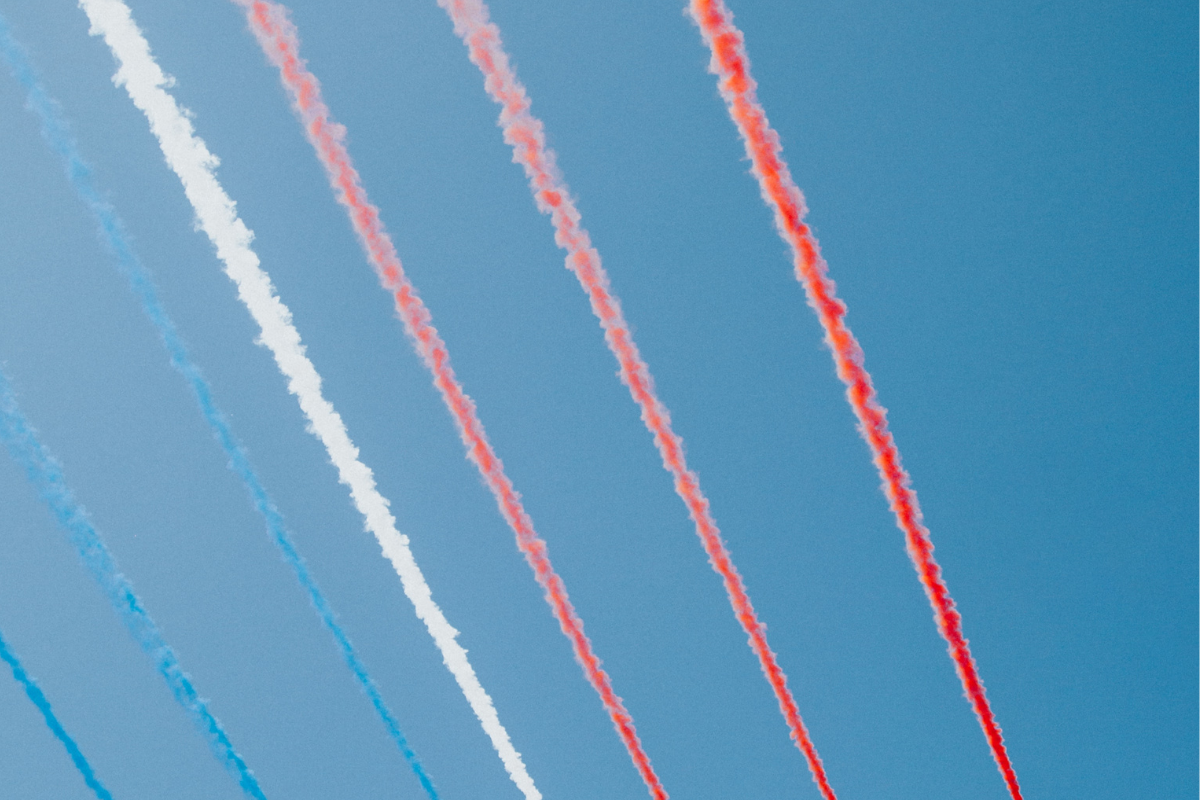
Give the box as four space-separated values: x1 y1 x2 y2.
436 1 837 798
688 2 1022 798
236 2 667 797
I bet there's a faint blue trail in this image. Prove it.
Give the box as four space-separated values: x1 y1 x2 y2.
0 14 438 799
0 369 267 799
0 627 115 799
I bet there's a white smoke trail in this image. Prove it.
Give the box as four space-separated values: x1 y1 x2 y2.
74 2 540 796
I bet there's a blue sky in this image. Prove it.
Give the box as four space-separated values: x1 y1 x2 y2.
0 1 1194 799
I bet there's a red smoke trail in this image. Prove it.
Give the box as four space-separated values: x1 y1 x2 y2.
688 2 1022 798
436 1 838 798
236 2 667 797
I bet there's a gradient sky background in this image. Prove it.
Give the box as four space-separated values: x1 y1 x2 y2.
0 1 1194 798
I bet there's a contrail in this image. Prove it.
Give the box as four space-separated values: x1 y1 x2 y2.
686 2 1022 797
73 1 538 795
0 627 114 799
0 14 438 796
0 369 265 799
436 1 837 797
231 2 665 796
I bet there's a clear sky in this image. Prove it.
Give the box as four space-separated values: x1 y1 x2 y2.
0 1 1194 799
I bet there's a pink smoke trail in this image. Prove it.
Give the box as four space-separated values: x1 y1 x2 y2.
687 2 1022 798
435 1 838 798
235 2 667 797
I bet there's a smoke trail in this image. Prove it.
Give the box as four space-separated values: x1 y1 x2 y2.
73 2 539 795
231 2 666 796
687 2 1022 797
0 15 438 797
0 627 114 799
0 370 265 799
436 2 837 797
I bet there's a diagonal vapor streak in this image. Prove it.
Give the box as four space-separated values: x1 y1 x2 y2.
231 2 665 796
0 627 115 800
0 369 266 799
435 1 837 797
73 1 538 795
686 2 1022 798
0 14 437 796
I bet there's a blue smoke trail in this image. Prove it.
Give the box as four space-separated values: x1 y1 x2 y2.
0 14 438 799
0 628 115 799
0 370 266 799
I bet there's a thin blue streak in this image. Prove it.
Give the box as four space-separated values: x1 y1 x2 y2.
0 370 267 799
0 13 438 799
0 628 115 799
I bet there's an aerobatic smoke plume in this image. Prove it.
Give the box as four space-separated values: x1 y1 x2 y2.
0 628 114 800
0 370 265 799
0 14 437 796
74 1 538 795
233 2 665 796
687 2 1021 797
435 1 836 797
